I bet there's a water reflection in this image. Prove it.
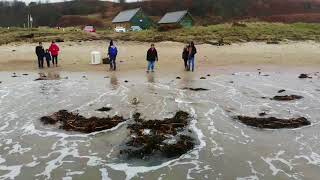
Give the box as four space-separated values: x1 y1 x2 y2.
147 73 155 83
38 71 61 80
38 72 61 96
110 73 119 90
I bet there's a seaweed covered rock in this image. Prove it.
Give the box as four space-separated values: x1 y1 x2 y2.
271 95 303 101
235 116 310 129
121 111 195 159
40 110 126 133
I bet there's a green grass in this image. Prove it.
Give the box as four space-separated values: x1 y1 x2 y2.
1 22 320 45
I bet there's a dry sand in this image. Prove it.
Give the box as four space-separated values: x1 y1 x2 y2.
0 40 320 74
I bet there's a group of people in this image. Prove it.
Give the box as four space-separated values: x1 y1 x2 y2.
36 40 197 72
106 40 197 73
35 41 60 69
182 41 197 72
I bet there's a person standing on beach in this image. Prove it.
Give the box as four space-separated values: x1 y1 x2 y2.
44 49 52 68
146 44 158 73
108 40 118 71
49 41 60 67
182 44 189 70
35 42 45 69
188 41 197 72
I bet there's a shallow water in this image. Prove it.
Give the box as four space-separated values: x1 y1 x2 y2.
0 71 320 180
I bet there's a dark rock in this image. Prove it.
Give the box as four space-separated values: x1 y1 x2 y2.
229 81 234 84
124 80 129 83
272 95 303 101
259 112 267 117
11 73 18 77
96 107 112 112
207 74 211 77
299 74 312 79
40 110 126 133
176 77 181 79
183 87 209 91
278 89 286 93
22 74 28 76
200 77 206 80
12 50 16 52
235 116 310 129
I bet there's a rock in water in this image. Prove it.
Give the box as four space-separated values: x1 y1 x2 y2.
278 89 286 93
272 95 303 101
96 107 112 112
258 112 267 117
235 116 310 129
299 74 312 79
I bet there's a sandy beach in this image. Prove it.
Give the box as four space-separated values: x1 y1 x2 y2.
0 40 320 74
1 40 320 179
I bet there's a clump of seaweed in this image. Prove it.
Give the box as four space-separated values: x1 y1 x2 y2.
183 87 209 91
40 110 126 133
235 116 310 129
121 111 195 159
271 95 303 101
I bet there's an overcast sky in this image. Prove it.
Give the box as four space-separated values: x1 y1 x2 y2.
3 0 137 4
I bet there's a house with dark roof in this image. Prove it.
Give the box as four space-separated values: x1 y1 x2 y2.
158 10 194 28
112 8 154 31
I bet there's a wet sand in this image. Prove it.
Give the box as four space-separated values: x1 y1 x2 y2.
0 40 320 74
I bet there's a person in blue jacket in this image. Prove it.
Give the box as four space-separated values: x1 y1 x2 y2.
108 40 118 71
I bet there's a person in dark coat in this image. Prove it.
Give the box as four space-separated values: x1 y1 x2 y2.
35 42 45 68
44 49 52 68
188 41 197 72
182 45 189 70
146 44 158 73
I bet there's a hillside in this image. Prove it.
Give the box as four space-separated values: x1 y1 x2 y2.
1 0 320 27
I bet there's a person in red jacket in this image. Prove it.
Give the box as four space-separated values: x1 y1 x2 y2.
49 41 60 67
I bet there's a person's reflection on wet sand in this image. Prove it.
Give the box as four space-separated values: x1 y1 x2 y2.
147 73 155 83
38 72 61 96
110 73 119 90
178 71 195 88
37 71 61 80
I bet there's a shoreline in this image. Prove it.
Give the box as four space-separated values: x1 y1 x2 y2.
0 40 319 73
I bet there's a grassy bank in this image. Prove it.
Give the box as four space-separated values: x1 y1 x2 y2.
1 22 320 45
